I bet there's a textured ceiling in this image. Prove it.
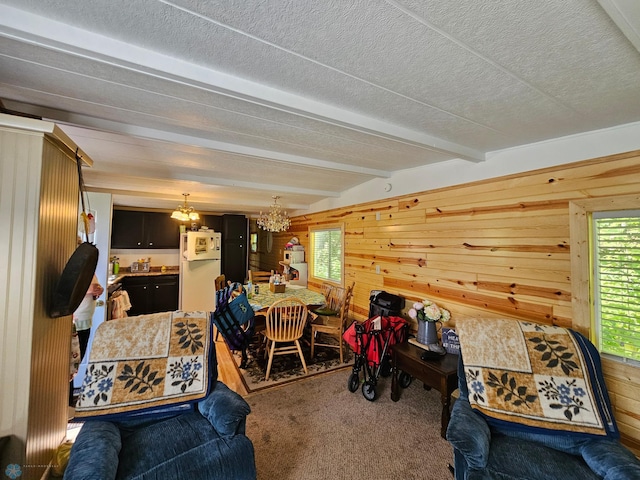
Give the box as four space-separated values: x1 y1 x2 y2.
1 0 639 215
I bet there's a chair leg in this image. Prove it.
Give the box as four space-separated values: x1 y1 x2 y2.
339 332 343 363
295 339 308 374
263 338 270 359
310 326 316 358
265 341 276 381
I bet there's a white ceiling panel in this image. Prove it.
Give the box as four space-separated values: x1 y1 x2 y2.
0 0 639 215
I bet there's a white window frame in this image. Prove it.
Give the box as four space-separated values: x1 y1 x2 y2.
570 194 640 365
308 223 344 285
592 210 640 364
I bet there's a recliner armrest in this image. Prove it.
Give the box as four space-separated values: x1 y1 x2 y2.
446 398 491 469
197 381 251 436
64 421 122 480
580 438 640 480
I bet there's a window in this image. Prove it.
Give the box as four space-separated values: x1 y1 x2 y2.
250 233 257 253
310 225 343 283
592 211 640 362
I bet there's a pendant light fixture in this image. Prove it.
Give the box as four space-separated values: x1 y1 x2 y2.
257 195 291 232
171 193 200 222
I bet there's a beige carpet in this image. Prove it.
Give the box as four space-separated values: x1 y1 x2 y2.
244 369 454 480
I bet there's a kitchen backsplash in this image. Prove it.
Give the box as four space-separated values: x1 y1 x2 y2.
110 249 180 269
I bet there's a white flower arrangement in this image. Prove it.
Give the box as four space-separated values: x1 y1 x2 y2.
408 300 451 323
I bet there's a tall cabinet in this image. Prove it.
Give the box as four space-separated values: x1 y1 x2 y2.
222 214 248 284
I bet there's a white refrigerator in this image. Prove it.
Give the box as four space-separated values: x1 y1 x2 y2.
179 231 222 312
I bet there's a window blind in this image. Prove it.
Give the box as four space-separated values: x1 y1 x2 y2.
311 228 342 282
594 213 640 362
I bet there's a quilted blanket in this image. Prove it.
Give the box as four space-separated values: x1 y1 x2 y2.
456 318 618 438
75 310 214 419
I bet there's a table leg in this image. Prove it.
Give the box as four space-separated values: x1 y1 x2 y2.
391 365 400 402
440 389 451 439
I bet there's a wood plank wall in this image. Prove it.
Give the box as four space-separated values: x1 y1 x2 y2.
249 221 292 276
282 149 640 454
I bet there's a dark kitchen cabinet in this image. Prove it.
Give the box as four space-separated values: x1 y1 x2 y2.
200 215 222 233
111 210 144 249
111 210 180 249
145 213 181 248
152 275 180 313
121 275 179 316
122 278 151 317
222 214 248 284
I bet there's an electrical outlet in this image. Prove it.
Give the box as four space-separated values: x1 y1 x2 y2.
376 265 380 274
376 212 381 221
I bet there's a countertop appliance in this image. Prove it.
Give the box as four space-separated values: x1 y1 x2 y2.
282 249 307 286
283 250 305 264
179 231 221 311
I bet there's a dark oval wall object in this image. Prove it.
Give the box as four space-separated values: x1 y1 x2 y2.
49 242 99 318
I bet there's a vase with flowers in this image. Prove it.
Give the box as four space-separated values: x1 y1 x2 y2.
408 300 451 353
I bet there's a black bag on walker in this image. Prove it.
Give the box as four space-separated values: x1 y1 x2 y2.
212 282 255 368
368 290 404 318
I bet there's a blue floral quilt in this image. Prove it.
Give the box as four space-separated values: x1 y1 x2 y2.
456 318 619 439
74 310 214 420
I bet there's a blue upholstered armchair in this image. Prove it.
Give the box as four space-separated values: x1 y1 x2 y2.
64 380 256 480
447 349 640 480
64 311 256 479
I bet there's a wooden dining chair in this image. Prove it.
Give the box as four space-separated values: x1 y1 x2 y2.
213 274 227 342
310 282 354 363
214 274 226 291
263 297 308 380
248 269 272 284
213 274 226 340
315 282 343 315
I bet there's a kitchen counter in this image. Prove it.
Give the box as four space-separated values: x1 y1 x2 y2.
108 267 180 285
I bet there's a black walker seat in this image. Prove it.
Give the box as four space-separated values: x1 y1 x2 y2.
368 290 404 318
211 282 255 369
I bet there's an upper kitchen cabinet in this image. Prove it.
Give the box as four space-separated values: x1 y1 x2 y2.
200 214 223 233
111 210 144 248
145 212 181 248
111 210 181 249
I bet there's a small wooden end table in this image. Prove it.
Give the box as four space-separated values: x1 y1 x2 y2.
391 342 459 438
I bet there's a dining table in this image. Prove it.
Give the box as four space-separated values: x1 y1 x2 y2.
247 283 325 312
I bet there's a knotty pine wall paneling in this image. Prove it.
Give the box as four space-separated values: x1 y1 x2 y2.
289 150 640 454
251 221 293 276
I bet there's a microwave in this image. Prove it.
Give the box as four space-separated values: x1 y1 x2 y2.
181 231 221 261
284 250 304 263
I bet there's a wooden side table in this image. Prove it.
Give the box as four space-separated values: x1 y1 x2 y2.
391 342 459 438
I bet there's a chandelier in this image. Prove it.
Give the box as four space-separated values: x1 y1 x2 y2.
171 193 200 222
257 195 291 232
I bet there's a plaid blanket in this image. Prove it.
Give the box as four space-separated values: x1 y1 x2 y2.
456 318 618 438
75 310 214 419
